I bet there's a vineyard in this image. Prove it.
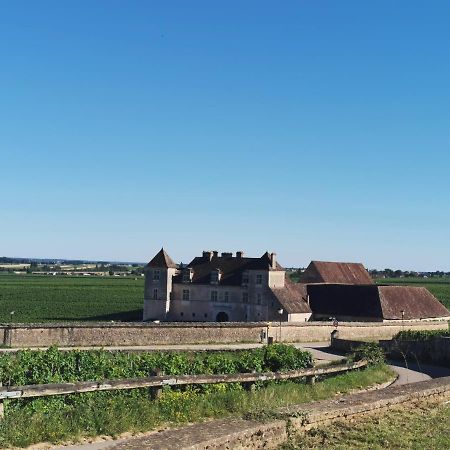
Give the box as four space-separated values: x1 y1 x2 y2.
1 274 449 324
0 345 394 447
0 274 144 322
0 345 313 446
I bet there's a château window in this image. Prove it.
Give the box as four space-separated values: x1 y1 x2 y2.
182 289 190 301
257 293 262 305
182 269 192 283
211 290 218 302
153 270 160 281
210 270 220 284
242 272 249 284
224 291 229 303
256 274 263 285
242 292 249 303
153 288 158 300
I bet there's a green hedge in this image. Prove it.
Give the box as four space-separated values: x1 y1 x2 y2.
350 342 385 366
394 329 450 341
0 344 313 386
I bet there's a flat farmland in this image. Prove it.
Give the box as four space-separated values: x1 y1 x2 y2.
376 277 450 310
0 274 144 323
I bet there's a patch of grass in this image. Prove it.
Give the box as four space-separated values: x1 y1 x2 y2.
281 401 450 449
0 274 144 322
0 364 394 447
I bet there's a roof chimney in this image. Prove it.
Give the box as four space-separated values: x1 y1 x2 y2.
212 250 219 258
221 252 233 258
202 251 213 261
270 252 277 269
236 251 244 259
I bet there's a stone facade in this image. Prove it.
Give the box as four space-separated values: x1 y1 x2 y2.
143 249 312 323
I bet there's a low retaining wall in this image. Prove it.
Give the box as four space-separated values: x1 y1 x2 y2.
331 335 450 365
385 337 450 364
109 376 450 449
0 320 448 348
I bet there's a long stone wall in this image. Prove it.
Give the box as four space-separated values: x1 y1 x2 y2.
331 335 450 365
387 337 450 364
0 320 448 348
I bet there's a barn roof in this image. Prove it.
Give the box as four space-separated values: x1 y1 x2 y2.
269 278 311 314
378 286 450 320
306 283 450 320
146 248 177 269
300 261 374 285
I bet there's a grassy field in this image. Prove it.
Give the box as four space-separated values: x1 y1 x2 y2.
376 277 450 310
0 274 144 323
282 401 450 449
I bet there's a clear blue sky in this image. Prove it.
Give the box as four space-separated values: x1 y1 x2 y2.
1 1 449 271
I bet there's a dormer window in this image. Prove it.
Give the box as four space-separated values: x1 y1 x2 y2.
183 268 193 283
210 269 220 284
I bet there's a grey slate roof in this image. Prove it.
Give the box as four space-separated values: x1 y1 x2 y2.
173 252 283 286
146 248 177 269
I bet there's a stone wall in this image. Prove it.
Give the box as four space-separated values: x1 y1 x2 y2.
385 336 450 364
331 335 450 365
0 320 448 348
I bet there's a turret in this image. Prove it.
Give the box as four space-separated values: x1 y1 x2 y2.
143 248 177 321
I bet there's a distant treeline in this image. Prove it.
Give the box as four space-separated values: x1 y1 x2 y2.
289 267 450 282
0 256 143 267
369 269 450 278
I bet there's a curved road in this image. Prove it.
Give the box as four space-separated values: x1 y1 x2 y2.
300 342 450 385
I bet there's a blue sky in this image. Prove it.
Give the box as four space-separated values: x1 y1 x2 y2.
1 1 450 270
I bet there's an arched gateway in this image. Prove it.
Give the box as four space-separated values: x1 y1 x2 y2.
216 311 229 322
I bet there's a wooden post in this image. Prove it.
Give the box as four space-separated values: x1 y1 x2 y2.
243 381 256 392
307 375 316 386
149 370 163 400
0 382 4 419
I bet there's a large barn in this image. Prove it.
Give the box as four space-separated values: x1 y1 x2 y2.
306 283 450 322
300 261 450 322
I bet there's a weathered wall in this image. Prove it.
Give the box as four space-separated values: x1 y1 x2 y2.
331 335 450 365
0 320 448 348
385 337 450 364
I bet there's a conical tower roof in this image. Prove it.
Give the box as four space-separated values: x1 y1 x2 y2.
146 248 177 268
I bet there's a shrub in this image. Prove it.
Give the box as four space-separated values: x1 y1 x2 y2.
350 342 385 366
394 329 450 341
263 344 313 372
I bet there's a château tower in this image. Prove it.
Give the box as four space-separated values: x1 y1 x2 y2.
143 248 177 321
